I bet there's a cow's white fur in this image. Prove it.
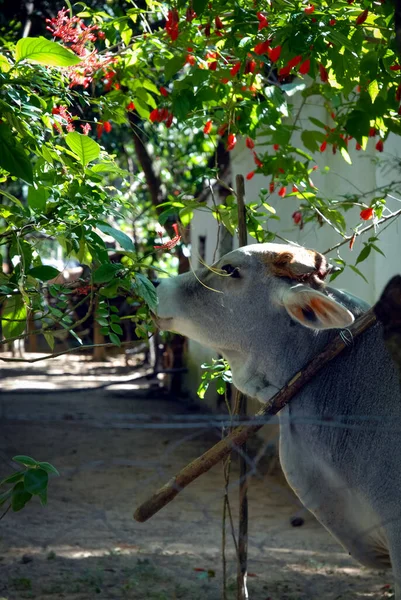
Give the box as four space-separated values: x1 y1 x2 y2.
156 243 401 596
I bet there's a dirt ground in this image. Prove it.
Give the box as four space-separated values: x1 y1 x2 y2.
0 355 393 600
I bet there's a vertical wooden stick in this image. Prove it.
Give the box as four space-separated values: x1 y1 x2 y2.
235 174 248 600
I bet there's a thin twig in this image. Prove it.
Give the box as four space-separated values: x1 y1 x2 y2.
0 505 11 521
322 208 401 255
0 340 140 363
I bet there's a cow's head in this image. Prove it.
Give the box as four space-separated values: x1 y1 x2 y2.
156 243 355 401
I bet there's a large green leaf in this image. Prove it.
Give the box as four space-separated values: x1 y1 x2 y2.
93 263 122 284
28 186 49 211
24 468 49 495
28 266 60 281
11 482 32 512
97 224 135 250
1 295 27 340
65 132 100 165
0 123 33 184
16 37 81 67
134 273 158 312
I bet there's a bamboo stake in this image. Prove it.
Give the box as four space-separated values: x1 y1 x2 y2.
235 174 249 600
134 309 376 523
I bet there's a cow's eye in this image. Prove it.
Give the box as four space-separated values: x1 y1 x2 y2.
221 264 240 278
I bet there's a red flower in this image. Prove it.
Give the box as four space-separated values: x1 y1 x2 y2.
376 139 384 152
269 181 275 193
292 185 298 192
349 234 356 250
278 186 286 197
245 60 256 74
257 12 269 30
204 23 211 37
166 9 179 41
218 123 228 136
246 137 255 149
329 19 336 26
319 63 329 82
287 55 303 69
390 64 401 71
360 207 374 220
186 54 196 66
81 123 91 135
267 45 281 63
203 120 212 134
154 224 181 251
246 171 255 180
279 65 292 77
253 152 263 167
254 40 270 55
150 108 160 123
299 58 310 75
230 62 241 77
369 127 377 137
355 142 362 150
355 9 368 25
165 112 174 128
273 144 279 151
103 120 112 133
126 101 136 110
186 7 196 22
304 4 315 13
215 16 224 29
227 133 237 151
292 211 302 224
209 61 218 70
160 86 169 97
320 140 327 152
396 84 401 102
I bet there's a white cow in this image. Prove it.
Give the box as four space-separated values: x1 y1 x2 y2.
156 242 401 596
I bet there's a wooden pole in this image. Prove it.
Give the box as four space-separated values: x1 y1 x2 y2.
235 174 248 600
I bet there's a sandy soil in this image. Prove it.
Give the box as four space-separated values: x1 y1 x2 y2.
0 356 393 599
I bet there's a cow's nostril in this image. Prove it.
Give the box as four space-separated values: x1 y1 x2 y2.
151 280 160 288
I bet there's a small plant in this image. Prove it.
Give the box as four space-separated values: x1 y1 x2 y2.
197 358 232 399
0 455 59 514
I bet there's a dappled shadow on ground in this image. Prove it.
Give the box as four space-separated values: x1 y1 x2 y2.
0 363 391 599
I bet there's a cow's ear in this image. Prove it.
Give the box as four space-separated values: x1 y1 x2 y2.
282 285 355 330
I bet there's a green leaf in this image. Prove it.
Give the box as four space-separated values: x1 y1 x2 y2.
109 332 121 346
301 130 320 153
11 482 32 512
349 264 368 283
165 55 186 82
368 80 379 104
340 147 352 165
110 323 123 335
37 462 60 476
28 266 60 281
193 0 208 15
28 186 49 211
93 263 121 284
0 471 24 486
0 122 33 184
24 468 48 495
97 224 134 250
65 132 100 166
13 455 38 467
16 37 81 67
0 488 13 506
2 296 27 340
345 110 370 141
43 331 55 351
134 273 158 311
0 55 11 72
355 244 371 265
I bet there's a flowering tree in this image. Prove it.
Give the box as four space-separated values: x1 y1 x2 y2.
1 0 401 509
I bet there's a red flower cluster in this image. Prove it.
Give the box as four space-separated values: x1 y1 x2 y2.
166 9 179 41
149 108 174 127
304 4 315 14
257 12 268 30
97 120 112 138
203 120 212 134
254 40 270 55
52 105 75 132
154 223 181 251
360 207 374 220
226 133 237 151
47 9 115 89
